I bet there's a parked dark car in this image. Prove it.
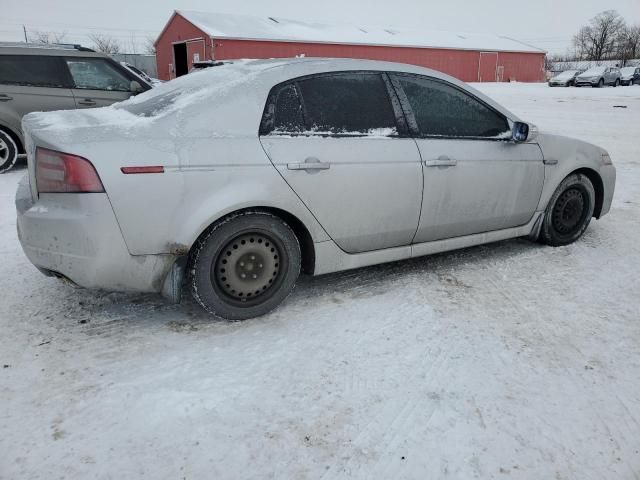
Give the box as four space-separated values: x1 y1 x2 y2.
620 66 640 86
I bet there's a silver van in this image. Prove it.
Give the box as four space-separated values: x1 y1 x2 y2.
0 44 152 173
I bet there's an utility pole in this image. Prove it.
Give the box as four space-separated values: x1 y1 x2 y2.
23 25 28 43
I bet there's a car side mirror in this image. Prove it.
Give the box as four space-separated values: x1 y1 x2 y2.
512 121 538 142
130 80 143 94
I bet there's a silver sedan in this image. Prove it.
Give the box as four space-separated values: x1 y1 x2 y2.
16 58 616 319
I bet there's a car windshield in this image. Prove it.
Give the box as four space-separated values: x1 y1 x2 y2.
555 70 578 79
582 67 606 75
621 67 635 75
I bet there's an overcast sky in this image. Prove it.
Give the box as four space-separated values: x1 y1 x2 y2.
2 0 640 54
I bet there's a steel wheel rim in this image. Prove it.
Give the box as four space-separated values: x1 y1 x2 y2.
552 187 587 236
0 138 8 162
212 231 284 306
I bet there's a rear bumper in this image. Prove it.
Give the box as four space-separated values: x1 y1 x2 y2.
15 176 176 293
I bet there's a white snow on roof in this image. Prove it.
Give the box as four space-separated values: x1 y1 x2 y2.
177 10 544 54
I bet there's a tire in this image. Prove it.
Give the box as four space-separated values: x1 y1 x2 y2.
594 78 604 88
0 129 18 174
190 211 301 320
539 173 595 247
614 79 620 87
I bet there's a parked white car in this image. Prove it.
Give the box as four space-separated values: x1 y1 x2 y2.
17 58 616 319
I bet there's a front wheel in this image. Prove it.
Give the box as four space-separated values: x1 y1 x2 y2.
190 212 301 320
539 174 595 247
0 130 18 174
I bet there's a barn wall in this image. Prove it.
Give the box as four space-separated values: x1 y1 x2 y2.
496 51 545 82
155 14 213 80
213 39 545 82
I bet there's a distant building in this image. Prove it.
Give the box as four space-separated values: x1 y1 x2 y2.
111 53 158 78
154 10 546 82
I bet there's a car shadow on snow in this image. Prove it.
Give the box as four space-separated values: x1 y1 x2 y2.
53 236 551 331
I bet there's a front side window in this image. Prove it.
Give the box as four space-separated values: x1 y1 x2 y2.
296 73 397 135
66 58 131 91
0 55 70 88
392 74 509 138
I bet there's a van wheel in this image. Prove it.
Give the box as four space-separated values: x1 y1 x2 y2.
539 174 595 247
0 130 18 174
190 211 301 320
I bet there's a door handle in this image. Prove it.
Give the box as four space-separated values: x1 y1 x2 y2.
0 94 13 102
78 99 97 106
424 156 457 167
287 157 331 173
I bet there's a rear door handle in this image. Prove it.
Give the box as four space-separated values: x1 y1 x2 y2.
287 157 331 173
0 94 13 102
424 156 457 167
78 99 97 106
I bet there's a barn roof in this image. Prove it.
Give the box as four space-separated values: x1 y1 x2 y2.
175 10 545 54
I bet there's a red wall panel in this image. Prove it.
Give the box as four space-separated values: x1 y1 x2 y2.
213 39 545 83
155 14 213 80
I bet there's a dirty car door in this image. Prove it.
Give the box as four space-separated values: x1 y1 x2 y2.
390 73 544 243
259 72 423 254
0 55 76 133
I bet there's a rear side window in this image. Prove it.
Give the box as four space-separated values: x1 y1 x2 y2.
0 55 70 88
393 74 509 138
65 58 131 92
297 73 397 135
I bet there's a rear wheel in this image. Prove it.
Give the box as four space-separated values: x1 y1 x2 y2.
190 212 301 320
539 174 595 247
0 130 18 174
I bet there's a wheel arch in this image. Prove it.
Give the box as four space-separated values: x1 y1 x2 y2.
570 167 604 218
188 206 316 275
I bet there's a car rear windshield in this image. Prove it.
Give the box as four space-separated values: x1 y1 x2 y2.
0 55 71 88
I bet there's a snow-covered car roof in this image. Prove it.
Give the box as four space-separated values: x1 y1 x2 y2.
171 10 544 54
23 58 519 147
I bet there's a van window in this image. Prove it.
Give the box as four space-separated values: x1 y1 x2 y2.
66 58 131 92
0 55 71 88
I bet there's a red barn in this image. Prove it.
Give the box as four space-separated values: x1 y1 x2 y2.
155 10 545 83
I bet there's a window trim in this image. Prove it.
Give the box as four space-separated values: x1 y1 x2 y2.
259 70 409 138
388 72 512 142
0 54 74 89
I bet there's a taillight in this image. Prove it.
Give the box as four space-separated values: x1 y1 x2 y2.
36 148 104 193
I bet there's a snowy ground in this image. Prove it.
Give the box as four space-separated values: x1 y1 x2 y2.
1 83 639 479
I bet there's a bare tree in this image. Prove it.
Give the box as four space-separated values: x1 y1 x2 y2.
144 36 156 55
573 10 626 60
89 34 120 54
617 25 640 63
29 30 67 44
